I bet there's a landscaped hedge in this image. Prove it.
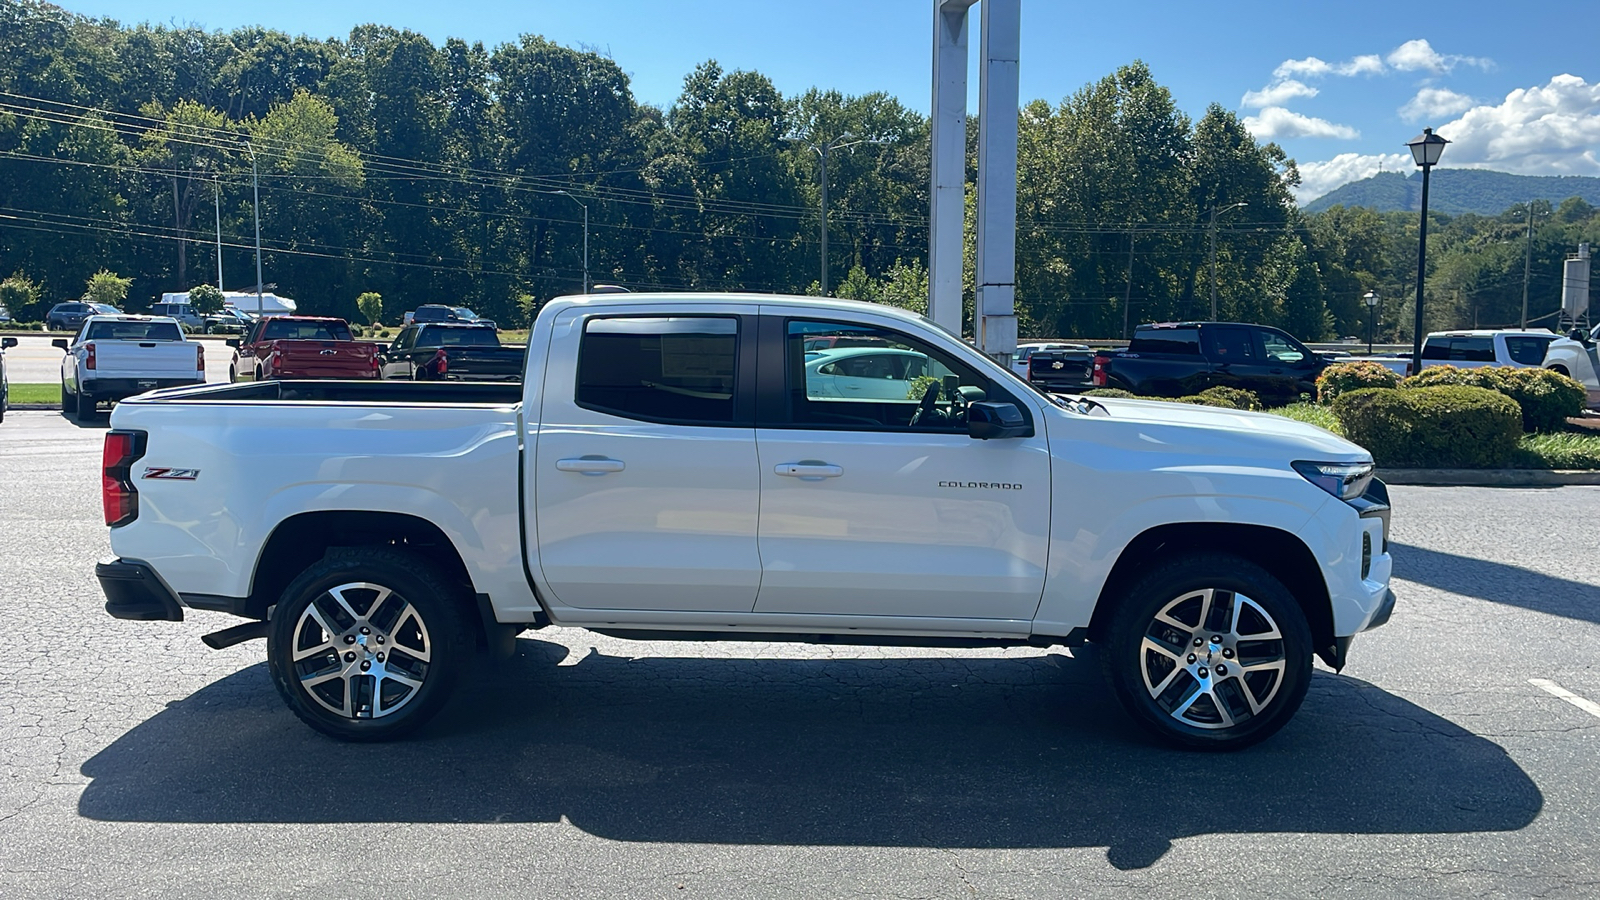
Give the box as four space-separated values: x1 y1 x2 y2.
1332 386 1523 468
1082 388 1136 399
1400 365 1586 433
1175 385 1263 411
1316 360 1400 404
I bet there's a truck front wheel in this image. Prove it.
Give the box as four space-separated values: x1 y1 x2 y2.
1101 553 1312 751
267 548 470 742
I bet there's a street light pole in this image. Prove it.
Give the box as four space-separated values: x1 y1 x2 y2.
1406 128 1450 375
1208 201 1246 319
553 191 590 294
214 178 224 291
245 140 264 317
1519 202 1540 330
785 133 889 296
1364 290 1379 355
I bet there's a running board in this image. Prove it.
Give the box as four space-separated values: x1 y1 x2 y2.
202 620 269 650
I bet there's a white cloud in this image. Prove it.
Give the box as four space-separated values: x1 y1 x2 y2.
1273 53 1386 81
1244 107 1360 141
1399 87 1479 123
1242 79 1319 108
1386 39 1492 74
1432 74 1600 176
1294 153 1411 202
1341 54 1387 77
1295 74 1600 203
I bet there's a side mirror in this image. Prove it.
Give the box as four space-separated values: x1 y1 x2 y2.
1 337 16 349
52 338 69 351
967 401 1031 440
225 339 240 349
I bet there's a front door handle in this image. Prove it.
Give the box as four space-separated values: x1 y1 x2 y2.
556 456 625 475
775 462 843 479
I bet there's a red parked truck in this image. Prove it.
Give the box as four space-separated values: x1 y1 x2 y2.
227 316 380 381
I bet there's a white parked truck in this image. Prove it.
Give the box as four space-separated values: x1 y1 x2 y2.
93 293 1395 750
1542 324 1600 408
56 315 204 420
1362 329 1560 377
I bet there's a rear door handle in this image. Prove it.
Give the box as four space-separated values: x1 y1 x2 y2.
775 462 843 479
556 457 625 475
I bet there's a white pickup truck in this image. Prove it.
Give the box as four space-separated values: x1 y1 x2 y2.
1362 329 1560 376
55 315 205 420
1543 324 1600 408
93 293 1395 750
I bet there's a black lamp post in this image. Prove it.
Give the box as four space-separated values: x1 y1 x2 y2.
1406 127 1449 374
1364 290 1379 355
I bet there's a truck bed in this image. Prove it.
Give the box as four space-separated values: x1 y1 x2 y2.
143 379 523 405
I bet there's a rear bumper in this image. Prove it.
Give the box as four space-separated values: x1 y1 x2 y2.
96 558 183 621
82 377 205 400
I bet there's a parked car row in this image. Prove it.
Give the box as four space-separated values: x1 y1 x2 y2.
401 304 497 330
225 316 524 383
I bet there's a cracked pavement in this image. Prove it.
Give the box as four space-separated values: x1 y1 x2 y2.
1 410 1597 898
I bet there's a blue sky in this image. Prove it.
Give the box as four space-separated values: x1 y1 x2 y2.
71 0 1600 201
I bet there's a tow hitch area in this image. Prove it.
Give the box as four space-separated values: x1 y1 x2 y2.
202 620 269 650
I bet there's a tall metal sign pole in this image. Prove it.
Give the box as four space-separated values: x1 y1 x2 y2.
930 0 1020 363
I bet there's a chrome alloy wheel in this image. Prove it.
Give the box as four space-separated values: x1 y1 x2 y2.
290 582 432 720
1139 588 1287 730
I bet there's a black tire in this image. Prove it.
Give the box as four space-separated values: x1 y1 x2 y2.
75 392 94 422
1101 552 1313 751
228 365 237 383
63 382 78 419
267 547 470 742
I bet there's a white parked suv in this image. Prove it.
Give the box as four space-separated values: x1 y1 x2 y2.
55 315 204 420
93 293 1395 749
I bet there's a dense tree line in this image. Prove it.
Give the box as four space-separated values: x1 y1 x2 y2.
2 0 1597 338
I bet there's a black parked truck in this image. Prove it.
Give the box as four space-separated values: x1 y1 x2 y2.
379 323 526 381
1092 322 1334 404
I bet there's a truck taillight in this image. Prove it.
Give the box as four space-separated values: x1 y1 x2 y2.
1092 354 1109 387
434 348 448 376
85 342 96 370
102 430 147 527
370 353 381 373
196 343 204 371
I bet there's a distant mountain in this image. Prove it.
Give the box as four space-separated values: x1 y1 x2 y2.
1303 169 1600 215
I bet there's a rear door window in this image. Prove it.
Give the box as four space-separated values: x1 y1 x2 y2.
1204 326 1257 361
577 316 740 425
1129 327 1201 355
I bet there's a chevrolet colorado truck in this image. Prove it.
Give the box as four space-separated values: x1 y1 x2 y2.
55 315 204 420
228 315 380 381
1543 324 1600 408
93 293 1395 750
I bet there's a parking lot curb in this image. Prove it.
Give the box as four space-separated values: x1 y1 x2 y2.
1378 468 1600 486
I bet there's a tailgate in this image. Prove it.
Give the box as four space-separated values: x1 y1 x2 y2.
276 340 378 375
91 341 199 379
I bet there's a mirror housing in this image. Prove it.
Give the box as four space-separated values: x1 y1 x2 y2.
1 337 16 349
52 338 69 351
967 401 1031 440
225 339 240 349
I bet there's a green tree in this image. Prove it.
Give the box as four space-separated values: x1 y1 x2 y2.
0 273 46 323
84 269 133 307
356 291 383 325
187 283 224 315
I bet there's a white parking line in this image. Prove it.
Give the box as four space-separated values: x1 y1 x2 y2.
1530 679 1600 721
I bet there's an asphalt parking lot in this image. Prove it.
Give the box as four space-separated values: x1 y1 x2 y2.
2 409 1598 899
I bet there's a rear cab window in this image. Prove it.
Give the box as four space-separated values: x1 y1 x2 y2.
1129 326 1201 355
261 320 352 342
84 321 183 341
577 316 740 425
1503 335 1556 365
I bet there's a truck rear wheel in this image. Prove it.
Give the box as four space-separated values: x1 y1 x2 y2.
1101 553 1312 751
267 548 470 742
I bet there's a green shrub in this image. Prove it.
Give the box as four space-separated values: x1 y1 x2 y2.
1082 388 1135 399
1316 360 1400 404
1269 402 1341 433
1332 386 1522 468
1401 365 1586 432
1195 385 1262 411
348 323 365 337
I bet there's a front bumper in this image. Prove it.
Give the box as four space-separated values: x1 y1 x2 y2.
82 377 205 401
96 558 184 621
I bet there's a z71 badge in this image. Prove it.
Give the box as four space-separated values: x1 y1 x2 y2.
141 467 200 481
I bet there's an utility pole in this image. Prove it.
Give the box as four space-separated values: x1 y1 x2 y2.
551 191 590 293
1520 202 1538 329
214 178 224 290
1208 201 1246 320
1123 229 1135 339
785 132 888 296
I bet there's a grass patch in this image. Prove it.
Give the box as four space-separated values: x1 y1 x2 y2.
5 383 58 404
1511 431 1600 469
1268 403 1342 435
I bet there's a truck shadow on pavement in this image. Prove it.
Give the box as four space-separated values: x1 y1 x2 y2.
77 642 1541 870
1391 542 1600 625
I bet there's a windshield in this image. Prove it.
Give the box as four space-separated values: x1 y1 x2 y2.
84 320 183 341
418 327 499 347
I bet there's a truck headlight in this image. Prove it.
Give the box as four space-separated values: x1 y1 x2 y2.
1292 461 1374 501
